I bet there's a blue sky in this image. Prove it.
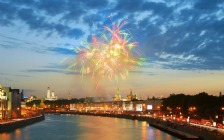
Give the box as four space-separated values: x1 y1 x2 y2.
0 0 224 99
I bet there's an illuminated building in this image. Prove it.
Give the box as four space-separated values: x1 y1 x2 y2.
27 95 37 102
1 85 22 119
112 88 122 101
70 98 163 113
0 84 7 120
126 89 138 101
122 101 133 111
45 87 57 101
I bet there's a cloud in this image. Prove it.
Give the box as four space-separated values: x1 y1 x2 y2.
0 1 85 39
26 69 79 75
61 1 85 22
130 70 157 76
154 52 205 70
132 0 224 70
0 34 48 51
84 0 109 9
66 28 84 39
0 0 224 71
194 0 223 10
0 2 16 25
142 1 173 17
0 43 14 49
44 63 69 70
16 8 84 38
47 47 76 55
114 0 143 13
36 0 67 16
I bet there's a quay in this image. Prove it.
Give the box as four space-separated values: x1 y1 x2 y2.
0 114 45 133
148 120 201 140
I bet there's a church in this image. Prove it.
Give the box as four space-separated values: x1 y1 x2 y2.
112 88 138 101
45 87 57 101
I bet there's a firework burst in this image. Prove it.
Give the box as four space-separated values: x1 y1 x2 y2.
71 21 146 87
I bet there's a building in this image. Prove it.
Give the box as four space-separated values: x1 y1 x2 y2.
0 84 8 119
3 87 22 119
112 88 138 101
70 99 163 113
68 93 72 100
45 87 57 101
11 89 22 118
112 88 122 101
126 89 138 101
27 95 37 102
122 101 133 111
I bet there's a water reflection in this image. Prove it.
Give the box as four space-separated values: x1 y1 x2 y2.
141 121 147 140
0 115 179 140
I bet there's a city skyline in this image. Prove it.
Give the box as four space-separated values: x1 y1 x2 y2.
0 0 224 98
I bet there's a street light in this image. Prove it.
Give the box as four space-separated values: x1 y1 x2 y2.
187 116 190 123
213 115 219 128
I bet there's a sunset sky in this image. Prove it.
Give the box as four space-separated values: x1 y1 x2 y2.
0 0 224 99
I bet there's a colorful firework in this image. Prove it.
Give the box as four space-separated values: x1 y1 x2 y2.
70 21 146 87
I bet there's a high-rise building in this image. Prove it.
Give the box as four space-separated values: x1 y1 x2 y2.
1 86 22 119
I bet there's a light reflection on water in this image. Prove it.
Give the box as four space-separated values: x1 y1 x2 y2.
0 114 179 140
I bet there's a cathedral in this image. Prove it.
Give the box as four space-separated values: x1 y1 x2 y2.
112 88 122 101
45 87 57 101
112 88 138 101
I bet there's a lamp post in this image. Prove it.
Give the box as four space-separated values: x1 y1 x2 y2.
216 115 218 129
187 116 190 124
222 117 224 125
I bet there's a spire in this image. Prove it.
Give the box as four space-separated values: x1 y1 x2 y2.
68 93 71 100
140 94 142 100
114 87 121 101
116 88 120 95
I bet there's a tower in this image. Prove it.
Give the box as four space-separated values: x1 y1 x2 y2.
130 89 133 98
47 87 51 99
68 93 71 100
115 88 121 101
52 91 55 98
112 88 122 101
127 89 133 101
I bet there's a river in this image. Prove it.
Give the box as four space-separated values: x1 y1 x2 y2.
0 114 179 140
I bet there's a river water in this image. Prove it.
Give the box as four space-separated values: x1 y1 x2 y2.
0 114 179 140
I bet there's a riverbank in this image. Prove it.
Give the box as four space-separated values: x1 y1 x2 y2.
46 111 224 140
0 114 45 133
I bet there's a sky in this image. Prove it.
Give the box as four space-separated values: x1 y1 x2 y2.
0 0 224 99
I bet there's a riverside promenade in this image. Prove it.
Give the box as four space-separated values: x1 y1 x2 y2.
46 111 224 140
0 114 45 133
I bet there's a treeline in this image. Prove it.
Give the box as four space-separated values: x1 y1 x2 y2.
161 92 224 120
26 98 85 107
